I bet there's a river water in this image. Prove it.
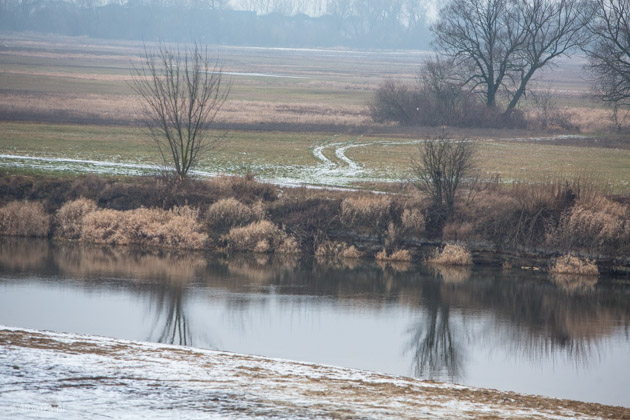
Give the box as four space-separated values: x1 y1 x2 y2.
1 238 629 408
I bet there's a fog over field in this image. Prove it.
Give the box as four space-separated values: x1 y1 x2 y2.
0 0 435 49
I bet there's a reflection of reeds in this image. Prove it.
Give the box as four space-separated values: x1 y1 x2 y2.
54 244 207 283
226 254 299 284
551 273 598 294
430 265 472 284
0 237 50 271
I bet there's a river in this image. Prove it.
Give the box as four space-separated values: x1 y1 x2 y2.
1 238 629 408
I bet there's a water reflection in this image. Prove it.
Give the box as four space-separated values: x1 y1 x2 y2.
1 238 629 406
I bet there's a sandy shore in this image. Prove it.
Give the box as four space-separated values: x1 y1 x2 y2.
1 326 629 419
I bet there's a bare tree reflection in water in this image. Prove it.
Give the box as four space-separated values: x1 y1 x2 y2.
147 280 192 346
407 279 463 381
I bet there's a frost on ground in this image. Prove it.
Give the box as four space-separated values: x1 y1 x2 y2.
1 327 628 419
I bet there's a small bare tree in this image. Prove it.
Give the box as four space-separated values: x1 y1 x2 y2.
131 43 230 180
412 133 475 217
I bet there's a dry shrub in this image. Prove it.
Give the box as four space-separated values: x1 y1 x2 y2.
81 206 207 249
550 254 599 276
207 174 278 203
55 198 98 239
375 248 412 262
401 208 425 235
223 220 299 254
547 195 629 252
206 198 258 233
341 195 391 231
341 245 362 259
427 244 473 266
0 201 51 237
315 240 362 259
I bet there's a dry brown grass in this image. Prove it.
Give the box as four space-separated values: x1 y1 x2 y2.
427 244 473 266
222 220 299 254
401 208 425 235
315 240 363 259
0 201 51 237
546 195 629 252
549 254 599 276
81 206 207 249
341 195 391 232
375 248 412 262
55 198 98 239
206 198 261 233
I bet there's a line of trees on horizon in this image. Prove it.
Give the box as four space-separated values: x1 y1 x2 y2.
0 0 434 49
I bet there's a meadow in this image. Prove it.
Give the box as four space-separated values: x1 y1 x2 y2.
1 32 629 193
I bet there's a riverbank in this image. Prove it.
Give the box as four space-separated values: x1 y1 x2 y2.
1 172 629 275
1 326 629 419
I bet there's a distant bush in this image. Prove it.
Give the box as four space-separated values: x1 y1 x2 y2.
427 244 473 266
0 200 50 237
81 206 207 249
550 254 599 276
370 58 527 129
223 220 299 254
55 198 98 240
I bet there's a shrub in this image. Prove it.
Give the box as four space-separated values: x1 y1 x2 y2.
401 208 425 235
550 254 599 276
315 240 362 259
206 198 255 233
341 195 391 232
55 198 98 239
223 220 298 254
427 244 473 266
0 200 51 237
375 248 412 262
546 195 629 253
81 206 207 249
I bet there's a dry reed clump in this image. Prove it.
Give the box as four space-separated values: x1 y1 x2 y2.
315 240 363 259
427 244 473 266
341 195 391 231
375 248 412 262
81 206 207 249
222 220 299 254
401 208 425 235
55 198 98 239
0 200 51 237
206 198 264 233
207 174 278 202
546 195 629 252
549 254 599 276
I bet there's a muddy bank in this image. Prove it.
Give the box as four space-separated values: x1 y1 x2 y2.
1 326 629 419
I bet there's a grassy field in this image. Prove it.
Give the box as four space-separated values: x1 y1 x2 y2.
1 33 629 192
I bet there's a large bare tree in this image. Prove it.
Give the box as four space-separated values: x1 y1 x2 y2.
586 0 630 109
432 0 590 112
131 43 230 180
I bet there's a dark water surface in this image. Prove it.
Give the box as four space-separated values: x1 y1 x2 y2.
1 238 629 407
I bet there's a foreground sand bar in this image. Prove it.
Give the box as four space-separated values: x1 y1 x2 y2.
1 326 628 419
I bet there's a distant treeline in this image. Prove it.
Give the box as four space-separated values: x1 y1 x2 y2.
0 0 432 49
